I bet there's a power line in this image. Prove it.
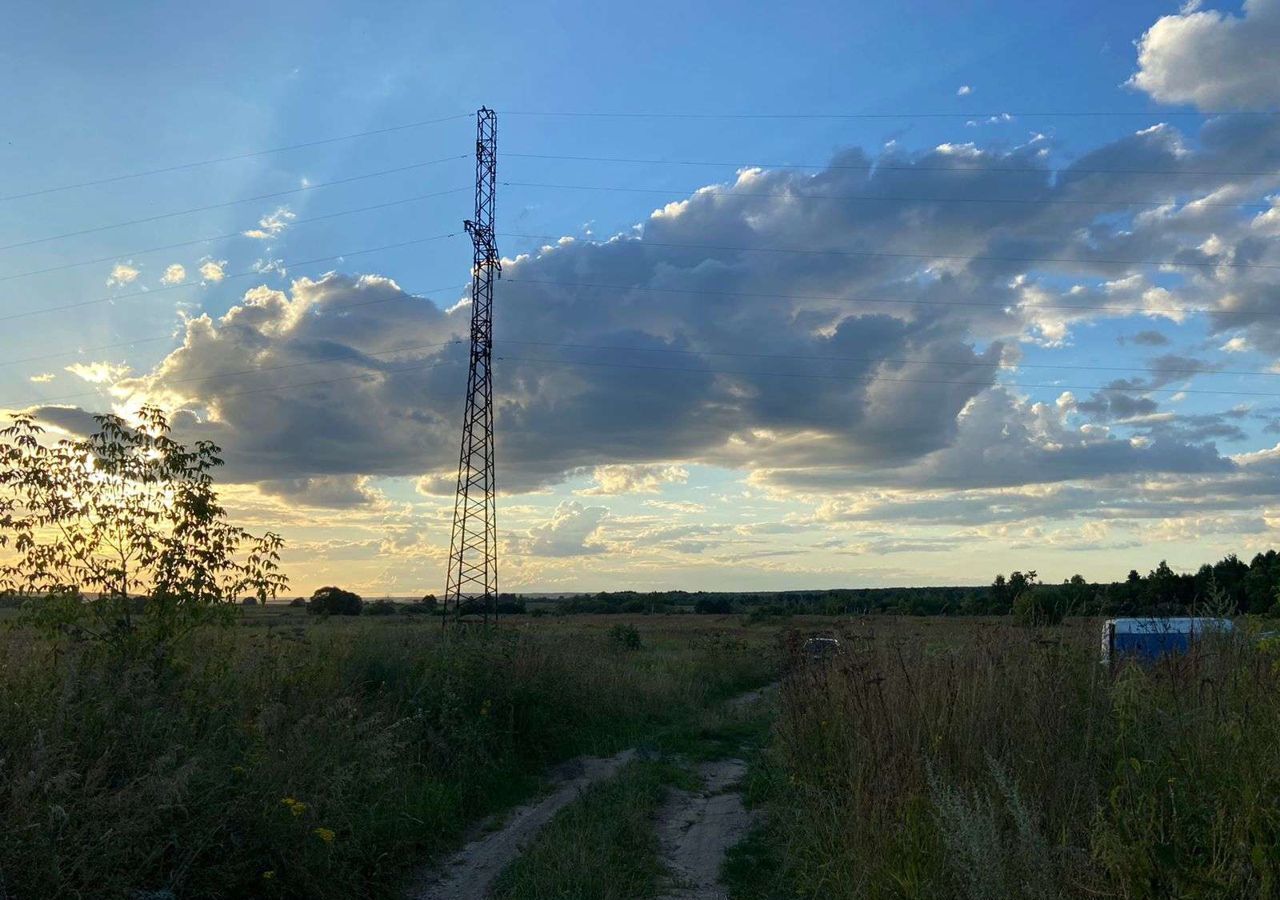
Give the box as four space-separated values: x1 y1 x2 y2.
0 113 471 204
498 354 1280 400
501 109 1273 120
496 338 1280 380
501 277 1236 321
0 281 468 369
0 234 462 323
506 151 1280 181
503 178 1279 212
500 231 1280 272
0 156 469 253
0 188 470 283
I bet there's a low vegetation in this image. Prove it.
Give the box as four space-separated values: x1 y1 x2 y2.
491 759 681 900
737 618 1280 899
0 618 775 899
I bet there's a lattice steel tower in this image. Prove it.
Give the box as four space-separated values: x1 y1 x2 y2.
444 107 500 623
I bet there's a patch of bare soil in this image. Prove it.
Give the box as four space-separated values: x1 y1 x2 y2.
655 758 756 899
406 749 636 900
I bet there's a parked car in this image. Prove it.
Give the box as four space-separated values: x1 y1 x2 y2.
1100 617 1234 666
801 635 842 664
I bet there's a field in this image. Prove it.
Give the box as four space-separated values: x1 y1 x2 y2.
3 609 1280 898
0 608 777 899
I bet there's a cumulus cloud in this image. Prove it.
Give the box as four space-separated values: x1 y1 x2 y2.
258 474 382 508
579 464 689 495
65 361 130 385
957 85 973 96
106 262 140 287
1130 0 1280 110
243 207 296 241
161 263 187 285
29 112 1280 535
522 500 609 556
199 258 227 283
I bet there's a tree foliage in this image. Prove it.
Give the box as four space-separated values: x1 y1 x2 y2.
307 586 363 616
0 407 287 647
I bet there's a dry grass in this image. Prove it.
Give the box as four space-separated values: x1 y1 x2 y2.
743 617 1280 899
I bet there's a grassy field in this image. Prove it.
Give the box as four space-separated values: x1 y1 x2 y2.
0 609 777 899
732 616 1280 900
7 608 1280 899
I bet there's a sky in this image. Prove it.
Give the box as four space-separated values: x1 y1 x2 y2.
3 0 1280 594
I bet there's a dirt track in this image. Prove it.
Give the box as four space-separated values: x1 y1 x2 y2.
655 758 756 899
407 749 636 900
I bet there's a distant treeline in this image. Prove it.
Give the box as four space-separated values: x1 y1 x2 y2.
540 550 1280 618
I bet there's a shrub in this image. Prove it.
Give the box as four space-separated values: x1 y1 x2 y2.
1013 584 1069 626
307 586 363 616
607 623 643 651
0 406 286 651
364 599 397 616
694 597 733 615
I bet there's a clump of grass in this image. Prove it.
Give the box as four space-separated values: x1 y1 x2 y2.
0 618 777 899
490 759 680 899
750 618 1280 898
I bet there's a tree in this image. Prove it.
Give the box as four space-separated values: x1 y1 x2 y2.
418 594 439 611
0 407 286 649
308 586 362 616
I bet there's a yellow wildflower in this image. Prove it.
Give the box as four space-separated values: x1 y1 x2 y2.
314 826 336 844
281 797 307 817
263 870 276 880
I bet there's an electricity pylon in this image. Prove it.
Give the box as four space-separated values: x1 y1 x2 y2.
444 107 499 625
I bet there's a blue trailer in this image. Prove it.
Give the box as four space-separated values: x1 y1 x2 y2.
1100 617 1234 666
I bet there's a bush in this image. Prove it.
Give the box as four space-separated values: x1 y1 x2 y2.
364 599 397 616
288 597 307 608
1013 584 1070 626
307 586 363 616
607 623 643 651
694 597 733 615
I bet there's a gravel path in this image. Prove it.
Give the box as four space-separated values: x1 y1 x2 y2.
406 749 636 900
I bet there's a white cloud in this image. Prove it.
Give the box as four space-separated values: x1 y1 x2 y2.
65 361 131 385
251 257 287 278
579 464 689 495
199 259 227 283
1130 0 1280 110
523 500 609 556
28 373 54 384
106 262 140 287
160 263 187 286
957 85 973 96
243 207 296 241
1221 335 1250 352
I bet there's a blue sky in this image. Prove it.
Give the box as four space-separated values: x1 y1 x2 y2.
3 0 1280 594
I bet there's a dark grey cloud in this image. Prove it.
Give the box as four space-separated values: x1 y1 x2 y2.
1129 329 1170 346
16 113 1280 531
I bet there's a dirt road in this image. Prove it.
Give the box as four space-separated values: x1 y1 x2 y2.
655 758 756 899
407 749 636 900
